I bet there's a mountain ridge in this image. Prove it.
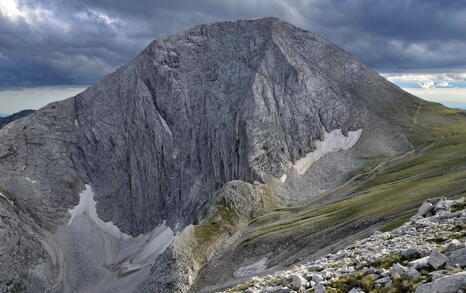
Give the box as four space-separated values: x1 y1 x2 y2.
0 109 34 128
0 17 465 293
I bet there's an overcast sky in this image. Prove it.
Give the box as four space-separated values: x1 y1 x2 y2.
1 0 466 113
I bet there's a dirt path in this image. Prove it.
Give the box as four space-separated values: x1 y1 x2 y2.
315 139 435 204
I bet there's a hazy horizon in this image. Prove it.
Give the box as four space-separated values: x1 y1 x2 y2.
0 83 465 116
1 0 465 115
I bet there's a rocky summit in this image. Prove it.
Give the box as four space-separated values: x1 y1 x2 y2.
0 17 465 293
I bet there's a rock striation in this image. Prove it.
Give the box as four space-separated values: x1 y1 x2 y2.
73 17 371 234
72 17 420 235
0 17 456 293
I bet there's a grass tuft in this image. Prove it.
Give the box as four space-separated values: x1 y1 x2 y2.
328 272 375 293
264 278 285 286
452 201 466 212
372 254 403 269
225 281 254 292
381 213 415 232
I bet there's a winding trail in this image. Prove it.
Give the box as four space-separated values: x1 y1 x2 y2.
321 100 426 198
316 139 435 202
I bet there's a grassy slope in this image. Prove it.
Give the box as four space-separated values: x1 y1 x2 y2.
241 102 466 244
190 183 280 265
194 102 466 292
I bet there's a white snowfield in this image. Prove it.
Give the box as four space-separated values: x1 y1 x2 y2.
118 223 174 274
67 184 175 274
293 128 362 175
68 185 132 240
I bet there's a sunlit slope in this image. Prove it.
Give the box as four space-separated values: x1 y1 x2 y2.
194 102 466 282
246 102 465 241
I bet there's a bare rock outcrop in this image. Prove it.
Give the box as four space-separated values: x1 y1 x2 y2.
0 17 431 292
221 197 466 293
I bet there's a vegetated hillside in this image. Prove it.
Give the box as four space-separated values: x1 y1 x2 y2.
221 196 466 293
0 17 465 293
192 102 466 292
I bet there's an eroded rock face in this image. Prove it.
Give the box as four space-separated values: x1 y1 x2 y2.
0 192 53 293
74 17 374 235
0 17 413 237
0 17 423 292
0 100 83 231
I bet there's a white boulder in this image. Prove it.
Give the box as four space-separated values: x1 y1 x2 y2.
416 202 434 217
287 275 309 291
427 249 448 270
448 247 466 267
415 272 466 293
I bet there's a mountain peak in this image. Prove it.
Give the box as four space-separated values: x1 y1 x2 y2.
73 14 412 236
2 17 460 293
144 16 309 54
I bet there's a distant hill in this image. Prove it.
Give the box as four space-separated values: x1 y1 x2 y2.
0 109 35 128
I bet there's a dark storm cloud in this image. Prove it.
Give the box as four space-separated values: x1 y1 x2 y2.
1 0 466 88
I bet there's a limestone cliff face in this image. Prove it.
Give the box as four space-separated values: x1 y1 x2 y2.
73 17 391 235
0 17 424 293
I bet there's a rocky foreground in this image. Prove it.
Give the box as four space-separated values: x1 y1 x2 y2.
221 197 466 293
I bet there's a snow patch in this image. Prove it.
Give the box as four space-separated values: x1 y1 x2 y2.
67 184 175 274
158 113 173 139
117 223 174 274
68 184 131 240
25 176 38 184
234 258 268 278
294 129 362 175
280 174 288 183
